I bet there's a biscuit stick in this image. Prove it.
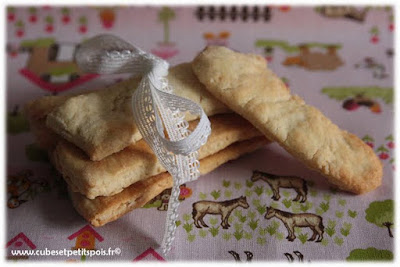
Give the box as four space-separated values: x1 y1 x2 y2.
192 46 382 194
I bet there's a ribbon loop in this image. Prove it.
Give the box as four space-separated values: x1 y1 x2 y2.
75 34 211 254
76 34 155 75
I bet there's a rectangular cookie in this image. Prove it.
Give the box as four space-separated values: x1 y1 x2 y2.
45 63 231 161
69 137 268 227
24 94 82 150
192 46 382 194
50 114 265 199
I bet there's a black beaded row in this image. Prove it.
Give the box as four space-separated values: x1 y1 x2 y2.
195 6 271 22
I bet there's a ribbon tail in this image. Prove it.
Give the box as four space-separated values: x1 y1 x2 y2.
161 176 181 254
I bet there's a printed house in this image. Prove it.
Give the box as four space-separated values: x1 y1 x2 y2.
6 232 36 260
20 38 82 83
133 247 165 262
68 225 104 250
16 38 98 94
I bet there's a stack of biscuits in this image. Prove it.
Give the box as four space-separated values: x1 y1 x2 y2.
24 62 269 227
24 46 382 227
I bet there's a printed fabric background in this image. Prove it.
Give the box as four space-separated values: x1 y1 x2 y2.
6 5 394 262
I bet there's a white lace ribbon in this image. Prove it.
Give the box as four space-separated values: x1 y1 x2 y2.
75 34 211 254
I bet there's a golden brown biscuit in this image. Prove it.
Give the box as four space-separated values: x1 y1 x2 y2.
46 63 231 161
69 137 268 227
192 46 382 194
50 114 265 199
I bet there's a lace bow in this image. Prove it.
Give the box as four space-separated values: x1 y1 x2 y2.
75 34 211 254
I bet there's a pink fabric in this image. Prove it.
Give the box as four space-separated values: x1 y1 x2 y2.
6 5 394 262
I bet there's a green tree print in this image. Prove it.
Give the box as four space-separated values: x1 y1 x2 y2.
347 248 393 261
158 7 175 44
365 199 394 237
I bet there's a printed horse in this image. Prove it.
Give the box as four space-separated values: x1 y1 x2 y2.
264 207 324 242
192 196 249 229
251 170 308 202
